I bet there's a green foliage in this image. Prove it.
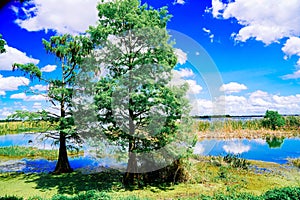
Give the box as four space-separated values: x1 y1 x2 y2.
12 63 42 80
86 0 195 185
262 110 285 130
284 116 300 130
9 34 91 173
265 136 284 148
52 190 111 200
210 154 250 170
263 187 300 200
0 34 6 54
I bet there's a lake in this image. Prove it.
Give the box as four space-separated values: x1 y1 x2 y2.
0 133 300 173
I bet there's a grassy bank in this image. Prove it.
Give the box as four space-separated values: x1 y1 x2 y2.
196 116 300 139
0 146 83 160
0 157 299 199
0 121 56 136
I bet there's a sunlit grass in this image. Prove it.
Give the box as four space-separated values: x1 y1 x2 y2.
0 121 57 136
0 158 299 199
0 146 83 160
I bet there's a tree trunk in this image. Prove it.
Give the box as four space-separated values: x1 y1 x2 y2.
123 139 138 186
53 132 73 174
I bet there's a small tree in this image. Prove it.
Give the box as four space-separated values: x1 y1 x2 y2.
86 0 196 186
262 110 285 130
10 34 90 173
0 34 6 54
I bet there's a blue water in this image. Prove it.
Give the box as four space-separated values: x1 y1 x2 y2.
195 138 300 164
1 134 300 173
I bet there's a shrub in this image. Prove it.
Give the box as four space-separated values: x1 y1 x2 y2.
263 187 300 200
262 110 285 130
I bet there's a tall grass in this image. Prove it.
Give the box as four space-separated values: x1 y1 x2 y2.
197 119 264 132
197 116 300 133
0 146 83 160
0 121 56 136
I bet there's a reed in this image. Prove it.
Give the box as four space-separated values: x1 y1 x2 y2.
197 116 300 133
0 121 56 136
0 146 83 160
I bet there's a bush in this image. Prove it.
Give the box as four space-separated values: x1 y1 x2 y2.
262 110 285 130
263 187 300 200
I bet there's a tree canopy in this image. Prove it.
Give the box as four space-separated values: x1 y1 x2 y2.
81 0 196 186
10 34 90 173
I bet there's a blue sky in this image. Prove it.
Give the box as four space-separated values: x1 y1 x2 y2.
0 0 300 118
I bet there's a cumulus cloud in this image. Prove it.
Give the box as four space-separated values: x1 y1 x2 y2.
191 90 300 116
30 84 48 91
223 142 250 154
176 68 194 78
282 37 300 57
40 65 57 72
0 45 39 70
186 80 203 94
174 48 188 65
210 0 300 45
171 69 202 95
220 82 247 94
0 75 30 95
10 92 47 101
13 0 105 34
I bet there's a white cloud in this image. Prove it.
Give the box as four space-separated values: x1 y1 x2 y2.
176 68 194 78
171 69 202 95
174 0 185 5
0 45 39 70
223 142 250 154
0 75 30 95
0 91 5 95
32 102 42 109
13 0 114 34
282 37 300 57
202 27 214 43
40 65 57 72
191 90 300 116
10 92 47 101
220 82 247 94
210 0 300 45
10 93 27 99
30 84 48 91
297 59 300 67
281 70 300 79
186 80 202 94
174 48 187 65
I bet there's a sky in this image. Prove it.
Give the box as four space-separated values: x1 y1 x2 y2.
0 0 300 118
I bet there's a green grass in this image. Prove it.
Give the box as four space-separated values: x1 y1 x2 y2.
0 121 57 136
0 158 299 199
0 146 83 160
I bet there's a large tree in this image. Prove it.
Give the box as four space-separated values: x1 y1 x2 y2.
86 0 195 186
11 34 90 173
